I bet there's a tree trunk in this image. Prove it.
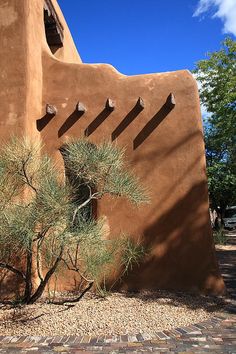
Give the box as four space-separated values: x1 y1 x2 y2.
27 247 63 304
23 248 33 303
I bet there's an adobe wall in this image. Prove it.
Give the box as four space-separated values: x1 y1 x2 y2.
0 0 225 296
0 0 28 140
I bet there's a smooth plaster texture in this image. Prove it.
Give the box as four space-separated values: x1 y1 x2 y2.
0 0 225 296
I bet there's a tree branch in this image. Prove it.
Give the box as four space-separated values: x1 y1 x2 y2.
28 245 64 304
33 226 51 242
52 280 94 305
61 257 94 283
0 263 26 280
72 192 101 224
19 155 37 193
36 239 43 282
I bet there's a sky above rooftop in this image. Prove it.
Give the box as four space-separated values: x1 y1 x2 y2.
57 0 236 76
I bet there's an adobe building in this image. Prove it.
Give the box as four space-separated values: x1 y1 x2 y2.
0 0 225 295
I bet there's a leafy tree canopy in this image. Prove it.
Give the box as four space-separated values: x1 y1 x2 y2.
194 38 236 213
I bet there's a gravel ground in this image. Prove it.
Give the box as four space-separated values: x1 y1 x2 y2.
0 291 225 336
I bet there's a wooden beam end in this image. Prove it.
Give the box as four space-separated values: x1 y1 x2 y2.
137 97 145 109
46 104 57 115
76 102 86 113
166 93 176 108
106 98 115 111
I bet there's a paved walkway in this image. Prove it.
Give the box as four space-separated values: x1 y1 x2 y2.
0 232 235 353
219 232 236 302
0 315 235 353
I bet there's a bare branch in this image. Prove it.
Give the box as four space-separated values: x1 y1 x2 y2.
102 164 112 191
28 245 64 304
52 281 94 305
67 250 75 268
72 192 101 224
0 262 26 280
61 257 94 283
75 244 79 268
33 227 50 242
18 154 37 193
36 239 43 282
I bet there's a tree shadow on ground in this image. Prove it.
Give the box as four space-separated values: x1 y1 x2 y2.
216 248 236 302
121 289 227 314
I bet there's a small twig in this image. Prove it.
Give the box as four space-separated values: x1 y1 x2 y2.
72 192 101 224
67 250 75 268
74 244 80 268
109 269 126 291
61 258 94 283
33 227 51 242
19 155 37 193
36 239 43 282
102 165 112 191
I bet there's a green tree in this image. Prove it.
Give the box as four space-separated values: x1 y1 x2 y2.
0 137 147 304
194 38 236 217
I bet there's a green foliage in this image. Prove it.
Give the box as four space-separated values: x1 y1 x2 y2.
0 137 148 304
213 228 227 245
72 218 113 279
194 38 236 212
207 162 236 212
120 237 146 273
107 236 146 292
61 140 149 205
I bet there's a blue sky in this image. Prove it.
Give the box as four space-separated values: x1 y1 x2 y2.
58 0 236 76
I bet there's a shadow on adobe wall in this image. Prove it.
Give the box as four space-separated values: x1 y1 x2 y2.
59 110 85 137
36 113 55 132
111 179 226 312
131 130 204 181
0 263 24 302
107 126 226 308
112 101 144 141
136 181 216 288
85 108 113 137
124 133 219 293
133 99 175 149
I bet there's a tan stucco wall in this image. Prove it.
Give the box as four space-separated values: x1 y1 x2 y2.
0 0 28 139
0 0 225 296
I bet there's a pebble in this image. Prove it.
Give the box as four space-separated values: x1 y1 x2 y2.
0 290 225 337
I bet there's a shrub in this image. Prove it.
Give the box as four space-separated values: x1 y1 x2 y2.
213 228 227 245
0 137 148 304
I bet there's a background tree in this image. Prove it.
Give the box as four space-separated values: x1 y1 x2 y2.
0 137 147 304
194 38 236 217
